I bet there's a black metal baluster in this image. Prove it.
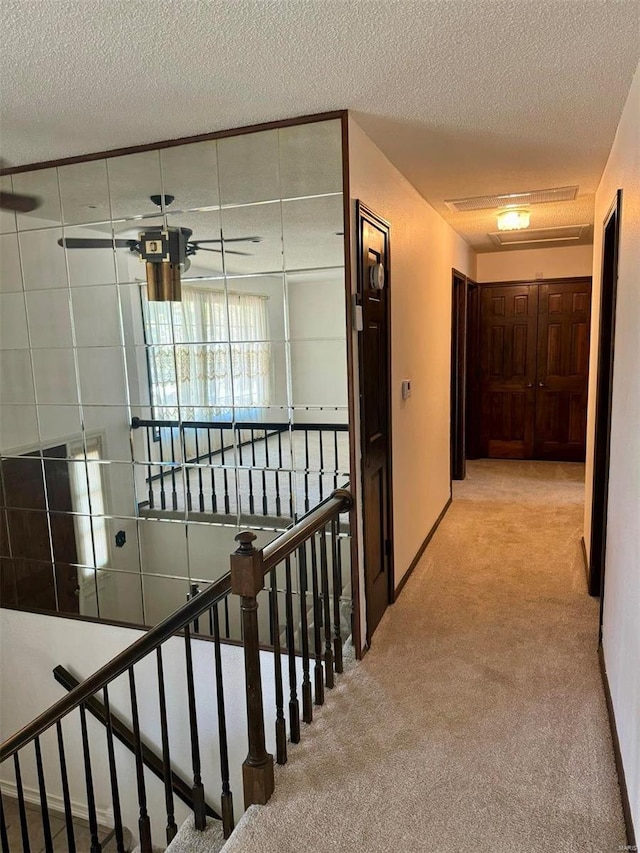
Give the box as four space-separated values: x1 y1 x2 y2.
103 687 126 852
332 517 344 674
237 431 246 517
310 533 325 706
318 430 325 502
56 721 76 853
297 544 313 723
269 567 288 764
207 430 217 513
333 429 339 490
288 470 294 520
156 647 178 844
79 703 103 853
261 458 268 517
224 596 231 639
319 524 334 688
170 427 178 510
184 624 206 830
13 754 31 853
34 737 53 853
220 428 230 514
189 584 201 634
247 431 255 515
284 556 300 743
0 795 8 853
304 430 310 513
212 603 235 838
264 432 271 516
195 432 205 512
128 668 152 852
145 427 154 509
158 430 166 510
276 432 283 515
184 451 193 512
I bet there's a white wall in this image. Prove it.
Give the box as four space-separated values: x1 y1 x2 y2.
584 63 640 835
348 117 475 645
287 269 348 425
0 608 302 846
476 244 593 282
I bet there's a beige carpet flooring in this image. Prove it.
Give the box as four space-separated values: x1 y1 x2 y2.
222 460 626 853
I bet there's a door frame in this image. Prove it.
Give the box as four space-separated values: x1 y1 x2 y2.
465 279 481 460
450 270 468 480
588 189 622 604
355 200 395 645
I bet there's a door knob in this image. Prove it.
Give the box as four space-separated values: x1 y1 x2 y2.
538 382 546 388
525 383 533 388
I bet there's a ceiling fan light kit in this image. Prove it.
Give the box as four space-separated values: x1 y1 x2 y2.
140 226 191 301
497 207 530 231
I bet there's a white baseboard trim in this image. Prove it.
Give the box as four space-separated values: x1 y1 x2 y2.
0 778 114 828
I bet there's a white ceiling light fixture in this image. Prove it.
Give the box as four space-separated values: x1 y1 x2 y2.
497 208 530 231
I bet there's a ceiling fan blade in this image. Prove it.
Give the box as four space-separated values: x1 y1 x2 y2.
57 237 139 250
190 236 262 245
0 190 41 213
195 246 252 256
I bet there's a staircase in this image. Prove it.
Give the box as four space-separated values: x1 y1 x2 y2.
0 488 354 853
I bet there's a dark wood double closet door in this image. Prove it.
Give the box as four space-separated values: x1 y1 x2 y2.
479 278 592 461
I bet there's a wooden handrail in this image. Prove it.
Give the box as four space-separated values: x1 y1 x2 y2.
0 573 232 762
262 488 353 573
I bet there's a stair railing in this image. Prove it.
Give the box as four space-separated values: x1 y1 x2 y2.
0 485 353 852
131 416 349 519
0 573 236 852
229 486 353 805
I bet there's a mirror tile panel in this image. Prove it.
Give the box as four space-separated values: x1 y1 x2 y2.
0 117 350 629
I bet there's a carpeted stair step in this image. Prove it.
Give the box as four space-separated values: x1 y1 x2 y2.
165 816 226 853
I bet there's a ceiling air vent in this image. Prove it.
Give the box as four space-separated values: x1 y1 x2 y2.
445 186 579 213
488 224 590 247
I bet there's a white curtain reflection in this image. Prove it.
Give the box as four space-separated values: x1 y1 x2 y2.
143 287 271 422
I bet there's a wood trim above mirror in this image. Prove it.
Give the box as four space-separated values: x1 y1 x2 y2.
0 110 349 176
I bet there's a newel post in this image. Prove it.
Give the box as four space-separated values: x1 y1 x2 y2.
231 531 275 807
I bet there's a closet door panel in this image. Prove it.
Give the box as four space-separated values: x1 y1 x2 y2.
535 279 592 460
479 284 538 458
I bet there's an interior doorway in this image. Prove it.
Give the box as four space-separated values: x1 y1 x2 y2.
588 190 622 601
1 446 79 614
355 201 394 644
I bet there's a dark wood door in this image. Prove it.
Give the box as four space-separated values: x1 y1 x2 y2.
356 202 392 643
479 284 538 458
0 445 79 613
535 279 592 460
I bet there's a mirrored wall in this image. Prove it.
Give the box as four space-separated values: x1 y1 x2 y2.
0 117 351 630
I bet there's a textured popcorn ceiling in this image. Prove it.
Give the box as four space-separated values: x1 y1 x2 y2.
1 0 639 251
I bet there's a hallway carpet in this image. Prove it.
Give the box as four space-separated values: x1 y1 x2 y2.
223 461 626 853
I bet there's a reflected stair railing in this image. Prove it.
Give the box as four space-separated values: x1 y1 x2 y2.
131 416 349 520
